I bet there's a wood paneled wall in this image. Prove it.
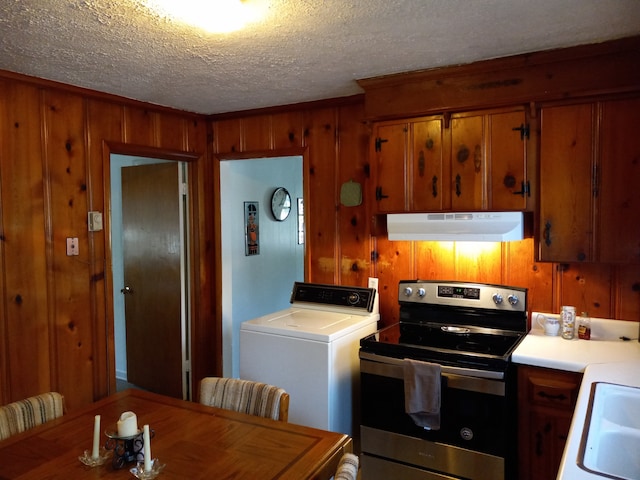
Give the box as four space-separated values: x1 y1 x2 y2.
211 104 640 330
211 101 373 288
0 75 214 411
2 37 640 412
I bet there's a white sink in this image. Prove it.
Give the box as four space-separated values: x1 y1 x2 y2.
579 382 640 479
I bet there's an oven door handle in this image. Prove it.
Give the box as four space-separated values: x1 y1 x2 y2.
360 351 506 396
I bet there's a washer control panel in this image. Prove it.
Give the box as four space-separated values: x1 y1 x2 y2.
291 282 376 312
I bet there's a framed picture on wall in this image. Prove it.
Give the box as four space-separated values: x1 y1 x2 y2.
244 201 259 256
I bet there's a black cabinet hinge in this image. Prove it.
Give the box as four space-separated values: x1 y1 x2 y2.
375 137 388 152
512 123 530 140
512 180 531 197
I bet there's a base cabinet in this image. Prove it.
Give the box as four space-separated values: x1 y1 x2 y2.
517 365 582 480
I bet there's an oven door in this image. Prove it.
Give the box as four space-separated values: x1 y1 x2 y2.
360 352 517 480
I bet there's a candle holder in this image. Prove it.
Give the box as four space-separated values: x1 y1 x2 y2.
130 459 166 479
78 447 111 467
104 429 154 469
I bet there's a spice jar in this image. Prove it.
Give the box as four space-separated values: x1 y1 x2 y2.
561 306 576 339
578 312 591 340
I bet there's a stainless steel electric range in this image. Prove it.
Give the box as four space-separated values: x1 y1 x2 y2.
359 280 528 480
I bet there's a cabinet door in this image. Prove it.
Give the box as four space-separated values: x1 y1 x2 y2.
451 113 484 210
598 98 640 263
488 110 528 210
518 366 582 480
373 122 407 212
539 104 595 262
411 118 447 211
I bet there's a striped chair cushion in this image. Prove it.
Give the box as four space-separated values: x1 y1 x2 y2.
199 378 286 421
0 392 65 440
334 453 359 480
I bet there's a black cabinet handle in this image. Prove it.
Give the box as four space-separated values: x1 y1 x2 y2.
455 174 461 197
432 176 438 198
537 391 568 402
543 221 552 247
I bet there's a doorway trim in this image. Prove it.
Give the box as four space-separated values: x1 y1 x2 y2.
212 147 310 376
102 142 207 398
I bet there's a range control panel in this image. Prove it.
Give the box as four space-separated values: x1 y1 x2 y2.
399 280 527 312
291 282 376 312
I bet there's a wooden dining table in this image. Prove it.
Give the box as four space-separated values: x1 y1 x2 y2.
0 389 352 479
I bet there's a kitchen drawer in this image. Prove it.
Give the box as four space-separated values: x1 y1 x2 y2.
527 373 581 410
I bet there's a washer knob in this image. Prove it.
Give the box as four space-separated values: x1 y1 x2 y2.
417 288 426 297
403 287 413 297
508 294 519 305
492 293 503 304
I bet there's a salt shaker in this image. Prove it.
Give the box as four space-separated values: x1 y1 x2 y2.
561 306 576 339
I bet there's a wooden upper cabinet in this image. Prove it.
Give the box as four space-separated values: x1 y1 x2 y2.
412 118 447 211
488 110 529 210
371 121 408 212
598 98 640 263
539 97 640 263
539 104 594 262
450 112 484 210
371 107 528 213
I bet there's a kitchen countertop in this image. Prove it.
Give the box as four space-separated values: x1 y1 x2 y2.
557 361 640 480
512 313 640 480
512 313 640 372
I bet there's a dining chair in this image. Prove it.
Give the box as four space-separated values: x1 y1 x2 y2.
0 392 65 440
334 452 359 480
199 377 289 422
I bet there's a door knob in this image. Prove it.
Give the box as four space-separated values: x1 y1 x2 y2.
121 286 133 295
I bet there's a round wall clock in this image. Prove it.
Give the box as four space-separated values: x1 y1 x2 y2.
271 187 291 221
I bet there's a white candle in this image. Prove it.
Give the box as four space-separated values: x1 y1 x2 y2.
91 415 101 459
116 411 138 437
143 424 152 472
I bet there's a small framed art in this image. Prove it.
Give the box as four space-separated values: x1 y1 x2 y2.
245 201 259 256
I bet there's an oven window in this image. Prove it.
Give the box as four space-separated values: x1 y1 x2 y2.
361 372 508 457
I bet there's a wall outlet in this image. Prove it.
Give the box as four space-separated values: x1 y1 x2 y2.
66 237 79 256
88 211 103 231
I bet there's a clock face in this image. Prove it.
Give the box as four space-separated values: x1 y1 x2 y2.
271 187 291 221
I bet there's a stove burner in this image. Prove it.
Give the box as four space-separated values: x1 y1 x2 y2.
456 341 492 354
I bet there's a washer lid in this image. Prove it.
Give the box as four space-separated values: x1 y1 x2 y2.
241 308 379 342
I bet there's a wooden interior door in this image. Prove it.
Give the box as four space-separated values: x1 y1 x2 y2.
121 162 183 398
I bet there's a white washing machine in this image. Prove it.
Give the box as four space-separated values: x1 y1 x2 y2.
240 281 379 436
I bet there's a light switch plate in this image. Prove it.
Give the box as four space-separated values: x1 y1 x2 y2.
88 211 103 231
66 237 79 256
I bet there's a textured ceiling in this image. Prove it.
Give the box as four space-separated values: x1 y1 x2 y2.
1 0 639 115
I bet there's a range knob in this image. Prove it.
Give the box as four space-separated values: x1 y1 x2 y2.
417 288 426 297
508 294 519 305
492 293 503 304
403 287 413 297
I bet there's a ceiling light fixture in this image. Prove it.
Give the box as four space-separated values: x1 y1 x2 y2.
140 0 269 34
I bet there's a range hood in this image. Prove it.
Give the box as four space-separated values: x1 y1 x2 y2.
387 212 524 242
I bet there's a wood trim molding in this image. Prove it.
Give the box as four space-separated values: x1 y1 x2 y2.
357 35 640 120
